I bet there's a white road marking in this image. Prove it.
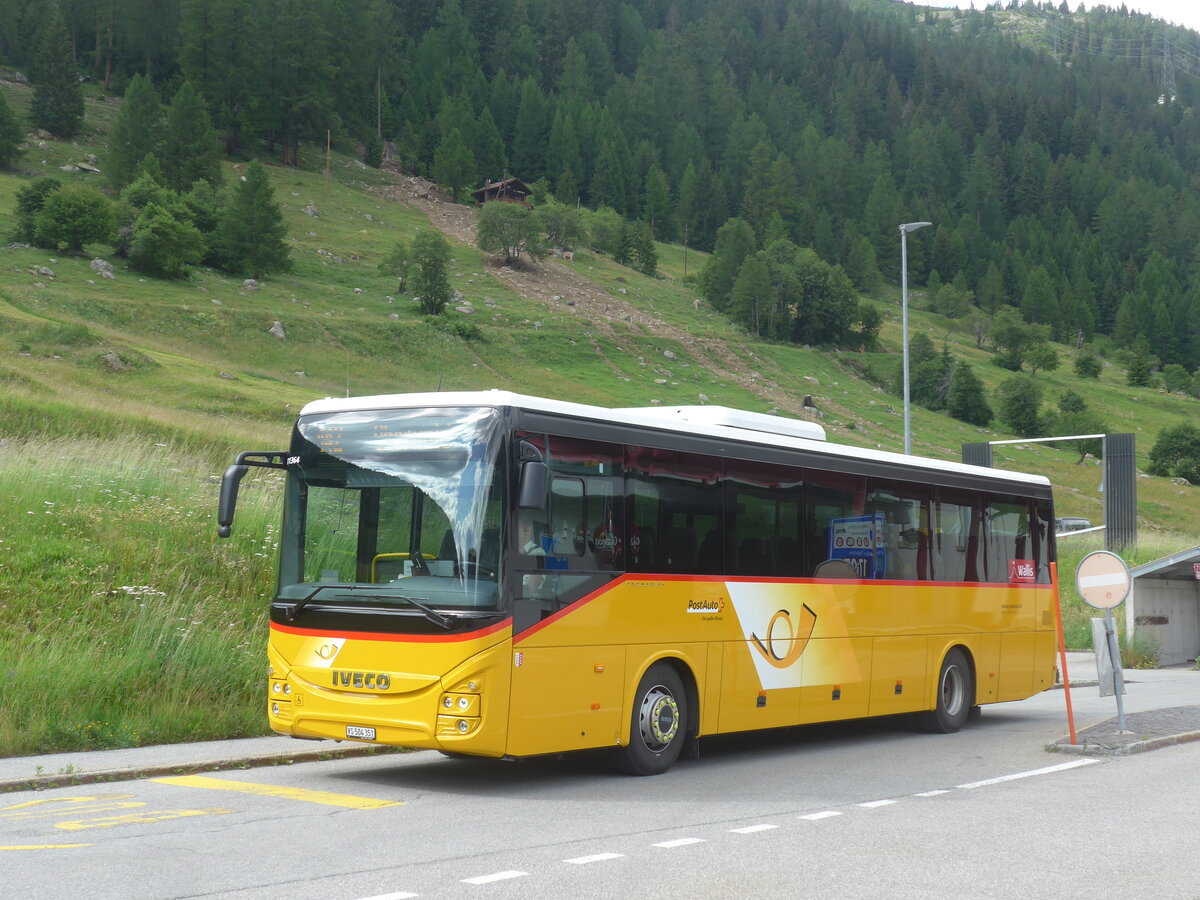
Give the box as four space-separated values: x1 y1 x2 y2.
957 758 1100 790
799 811 842 821
461 870 527 885
564 852 623 864
914 790 950 797
857 799 898 808
652 837 706 848
730 824 779 834
353 893 419 900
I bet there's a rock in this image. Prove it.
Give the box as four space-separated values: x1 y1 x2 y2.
91 258 115 279
269 321 286 340
456 305 474 314
293 371 306 378
388 313 400 319
59 164 81 172
664 350 677 360
36 266 54 278
99 351 126 373
301 205 320 217
353 287 364 294
242 279 258 291
218 371 236 380
803 376 820 385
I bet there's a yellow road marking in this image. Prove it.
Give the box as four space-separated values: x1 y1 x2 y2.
56 808 232 831
152 775 402 810
2 802 144 822
1 794 136 814
1 844 93 850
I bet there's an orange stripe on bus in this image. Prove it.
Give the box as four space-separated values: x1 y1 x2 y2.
270 619 511 643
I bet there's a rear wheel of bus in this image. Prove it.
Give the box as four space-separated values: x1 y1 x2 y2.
620 662 688 775
919 647 973 733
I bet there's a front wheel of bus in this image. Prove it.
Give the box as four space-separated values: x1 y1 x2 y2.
620 663 688 776
920 647 973 734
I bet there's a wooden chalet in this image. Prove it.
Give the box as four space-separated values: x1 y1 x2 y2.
471 177 533 206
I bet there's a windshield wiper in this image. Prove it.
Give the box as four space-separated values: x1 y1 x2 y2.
285 584 453 629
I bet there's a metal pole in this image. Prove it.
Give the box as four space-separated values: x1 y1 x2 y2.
1103 608 1128 732
901 228 911 455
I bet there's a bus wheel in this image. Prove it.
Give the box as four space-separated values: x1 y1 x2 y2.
919 648 973 734
620 663 687 776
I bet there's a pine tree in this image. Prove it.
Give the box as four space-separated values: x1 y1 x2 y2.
215 160 291 277
700 217 756 312
433 127 475 202
472 107 506 186
731 252 771 335
30 9 84 138
642 165 672 240
108 74 163 190
160 81 224 192
947 361 993 426
0 90 25 168
631 224 658 277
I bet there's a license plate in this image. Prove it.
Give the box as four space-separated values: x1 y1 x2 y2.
346 725 376 740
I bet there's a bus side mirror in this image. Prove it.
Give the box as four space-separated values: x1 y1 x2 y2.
517 460 547 509
217 464 249 538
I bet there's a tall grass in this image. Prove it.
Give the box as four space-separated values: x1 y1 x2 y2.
0 435 281 756
1054 531 1199 651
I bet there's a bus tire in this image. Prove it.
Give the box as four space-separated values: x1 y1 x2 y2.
619 662 688 776
919 647 973 734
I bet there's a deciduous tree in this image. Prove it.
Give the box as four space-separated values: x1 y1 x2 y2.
411 230 452 315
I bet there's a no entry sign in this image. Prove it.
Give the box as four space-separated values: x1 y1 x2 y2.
1076 550 1131 610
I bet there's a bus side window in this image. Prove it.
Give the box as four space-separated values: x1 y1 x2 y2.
932 488 984 583
985 495 1033 583
870 480 931 581
802 469 867 578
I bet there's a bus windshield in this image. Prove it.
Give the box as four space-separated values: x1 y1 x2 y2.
278 406 506 612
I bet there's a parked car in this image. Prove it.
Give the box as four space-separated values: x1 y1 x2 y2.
1055 516 1094 533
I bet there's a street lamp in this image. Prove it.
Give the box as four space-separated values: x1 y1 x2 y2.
899 221 932 455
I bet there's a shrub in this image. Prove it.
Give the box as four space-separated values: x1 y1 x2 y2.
129 201 205 279
34 185 115 253
1074 352 1102 379
1147 422 1200 483
11 177 64 243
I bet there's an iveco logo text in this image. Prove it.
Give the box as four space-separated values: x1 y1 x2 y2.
332 670 391 689
686 598 725 614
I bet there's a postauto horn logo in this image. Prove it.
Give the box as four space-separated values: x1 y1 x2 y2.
750 605 817 669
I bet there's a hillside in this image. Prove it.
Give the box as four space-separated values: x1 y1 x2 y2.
2 70 1199 529
4 9 1200 754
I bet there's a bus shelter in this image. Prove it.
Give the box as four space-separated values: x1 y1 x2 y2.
1127 546 1200 666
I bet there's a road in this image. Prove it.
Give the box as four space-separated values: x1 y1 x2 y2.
3 680 1198 899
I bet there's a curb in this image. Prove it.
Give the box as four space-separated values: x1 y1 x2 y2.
0 743 404 794
1050 728 1200 757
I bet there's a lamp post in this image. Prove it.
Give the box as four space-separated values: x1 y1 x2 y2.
899 221 932 455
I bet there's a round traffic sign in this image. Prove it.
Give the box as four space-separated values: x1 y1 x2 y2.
1075 550 1131 610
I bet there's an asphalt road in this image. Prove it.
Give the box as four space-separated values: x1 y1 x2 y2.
3 677 1198 899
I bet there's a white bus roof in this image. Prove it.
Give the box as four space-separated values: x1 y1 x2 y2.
299 390 1050 488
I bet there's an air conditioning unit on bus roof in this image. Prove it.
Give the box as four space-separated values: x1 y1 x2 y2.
615 404 826 442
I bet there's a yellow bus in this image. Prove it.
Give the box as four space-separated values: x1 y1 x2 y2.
217 390 1058 775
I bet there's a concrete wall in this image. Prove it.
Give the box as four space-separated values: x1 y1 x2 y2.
1127 579 1200 666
